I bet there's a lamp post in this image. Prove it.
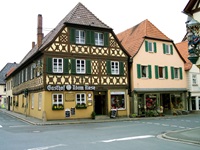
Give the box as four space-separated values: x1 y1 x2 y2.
186 17 200 67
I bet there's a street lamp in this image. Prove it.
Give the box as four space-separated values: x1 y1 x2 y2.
186 18 200 65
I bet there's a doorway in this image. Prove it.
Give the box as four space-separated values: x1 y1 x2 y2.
94 92 107 115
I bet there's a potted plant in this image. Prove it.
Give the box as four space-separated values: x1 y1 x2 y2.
91 111 96 119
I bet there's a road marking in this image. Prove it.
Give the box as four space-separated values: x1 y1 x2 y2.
101 135 155 143
9 125 30 128
162 124 169 127
27 144 67 150
0 125 2 128
171 125 178 128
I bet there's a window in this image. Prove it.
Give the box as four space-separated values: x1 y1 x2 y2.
53 58 63 73
52 94 63 106
38 93 42 110
25 68 28 81
145 41 157 53
111 61 119 75
21 70 24 83
76 59 85 74
95 32 104 46
141 65 148 77
192 74 197 85
76 93 86 105
137 64 152 79
111 92 125 109
171 67 182 79
31 94 34 109
158 67 164 78
31 63 35 79
163 44 173 54
76 30 85 44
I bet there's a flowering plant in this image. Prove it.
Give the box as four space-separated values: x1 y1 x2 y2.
52 104 64 110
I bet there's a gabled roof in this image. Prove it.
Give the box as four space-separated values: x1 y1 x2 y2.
117 19 172 57
0 63 18 84
176 41 192 71
183 0 199 15
20 2 111 66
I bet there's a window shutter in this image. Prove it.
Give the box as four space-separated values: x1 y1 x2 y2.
63 58 69 74
179 67 183 79
46 57 52 73
71 59 76 74
137 64 141 78
155 65 159 79
170 45 173 55
153 42 157 53
106 60 111 75
86 30 91 45
91 31 95 45
165 66 168 79
171 66 174 79
163 43 166 54
70 28 75 44
27 65 31 80
148 65 152 78
104 32 109 47
86 60 91 74
119 62 124 76
145 41 148 52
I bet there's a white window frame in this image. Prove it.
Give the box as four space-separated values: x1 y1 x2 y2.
148 42 153 52
76 93 86 105
174 68 179 79
38 93 42 110
76 59 85 74
141 65 148 78
76 30 85 44
21 70 24 83
95 32 104 46
165 44 170 54
53 58 63 73
158 66 165 79
111 61 119 75
31 94 34 109
52 94 63 106
192 74 197 85
25 68 28 81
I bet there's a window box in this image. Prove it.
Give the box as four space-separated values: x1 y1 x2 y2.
76 103 87 109
52 104 64 110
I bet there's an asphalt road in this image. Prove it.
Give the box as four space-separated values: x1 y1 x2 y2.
0 111 200 150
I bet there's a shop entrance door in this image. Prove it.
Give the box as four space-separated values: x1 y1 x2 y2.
161 94 171 114
94 93 106 115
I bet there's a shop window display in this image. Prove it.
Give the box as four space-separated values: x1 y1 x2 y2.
111 93 125 109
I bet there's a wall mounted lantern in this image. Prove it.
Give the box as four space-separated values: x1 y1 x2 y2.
186 17 200 64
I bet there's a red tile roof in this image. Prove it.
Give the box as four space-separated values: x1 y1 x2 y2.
117 19 171 57
176 41 192 71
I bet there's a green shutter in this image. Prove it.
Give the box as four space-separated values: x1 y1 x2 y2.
170 45 173 55
46 57 52 73
86 60 91 74
86 30 91 45
71 59 76 74
153 42 157 53
148 65 152 78
106 60 111 75
155 65 159 79
119 62 124 75
163 43 166 54
145 41 148 52
179 67 183 79
171 66 174 79
70 28 75 43
91 31 95 45
165 66 168 79
137 64 141 78
104 32 109 47
63 58 69 74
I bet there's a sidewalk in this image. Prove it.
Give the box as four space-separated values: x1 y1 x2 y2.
0 108 200 145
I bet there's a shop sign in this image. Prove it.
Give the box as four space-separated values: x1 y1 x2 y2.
47 85 95 91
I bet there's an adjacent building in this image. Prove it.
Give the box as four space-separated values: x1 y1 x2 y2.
6 3 130 120
176 41 200 112
117 19 188 116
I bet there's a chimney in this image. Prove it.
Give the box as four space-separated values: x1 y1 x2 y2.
32 41 35 48
37 14 43 48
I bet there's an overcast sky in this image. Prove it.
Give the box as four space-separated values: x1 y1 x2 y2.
0 0 189 70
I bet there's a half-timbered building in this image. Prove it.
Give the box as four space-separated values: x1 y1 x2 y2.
6 3 130 120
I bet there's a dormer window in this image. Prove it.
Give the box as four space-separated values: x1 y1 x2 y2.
95 32 104 46
76 30 85 44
